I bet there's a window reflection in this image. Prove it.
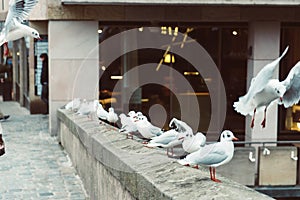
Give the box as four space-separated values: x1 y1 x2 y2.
99 25 248 137
280 24 300 136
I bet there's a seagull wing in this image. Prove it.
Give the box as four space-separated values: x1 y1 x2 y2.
149 124 163 136
243 46 289 103
170 118 193 133
281 61 300 108
184 143 228 166
149 129 177 144
4 0 38 32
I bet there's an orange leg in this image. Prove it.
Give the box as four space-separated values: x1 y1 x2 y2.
210 167 221 183
261 107 267 128
251 108 256 128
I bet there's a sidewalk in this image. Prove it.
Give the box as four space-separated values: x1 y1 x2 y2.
0 101 88 199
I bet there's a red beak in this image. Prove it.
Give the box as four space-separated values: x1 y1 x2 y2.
280 97 283 102
233 137 239 141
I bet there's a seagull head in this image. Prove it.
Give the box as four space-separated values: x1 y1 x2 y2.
128 111 136 117
220 130 238 142
31 29 41 40
270 80 286 102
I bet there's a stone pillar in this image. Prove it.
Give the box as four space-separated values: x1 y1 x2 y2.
49 21 99 136
120 30 141 113
28 21 48 101
18 38 27 106
246 21 281 143
12 41 18 101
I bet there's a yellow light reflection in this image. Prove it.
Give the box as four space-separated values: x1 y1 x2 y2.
184 72 199 76
164 54 175 63
179 92 209 96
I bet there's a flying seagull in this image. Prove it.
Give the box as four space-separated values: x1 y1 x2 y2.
279 61 300 109
0 0 41 46
233 46 289 128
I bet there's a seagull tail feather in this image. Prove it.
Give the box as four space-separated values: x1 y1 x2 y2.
233 97 254 116
0 37 6 47
177 159 190 166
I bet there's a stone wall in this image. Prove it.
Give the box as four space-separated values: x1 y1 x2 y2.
57 108 274 200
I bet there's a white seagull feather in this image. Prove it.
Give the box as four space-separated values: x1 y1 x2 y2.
0 0 40 46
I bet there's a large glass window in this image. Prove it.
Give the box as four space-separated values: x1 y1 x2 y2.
279 24 300 140
98 24 247 139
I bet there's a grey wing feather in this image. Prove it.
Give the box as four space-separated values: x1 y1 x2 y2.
185 143 228 166
150 125 162 136
282 61 300 108
241 46 289 103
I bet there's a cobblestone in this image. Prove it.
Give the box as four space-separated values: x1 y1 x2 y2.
0 102 88 200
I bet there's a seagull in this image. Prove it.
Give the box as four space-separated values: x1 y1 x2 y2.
76 99 98 119
107 107 118 127
177 130 238 183
65 98 82 112
145 129 182 156
180 131 207 154
135 115 163 140
279 61 300 108
96 103 109 122
233 46 289 128
119 113 138 134
170 118 206 154
0 0 41 46
121 111 143 139
127 110 136 118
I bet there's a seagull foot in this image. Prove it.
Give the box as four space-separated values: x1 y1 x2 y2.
211 178 222 183
192 165 199 169
142 141 148 144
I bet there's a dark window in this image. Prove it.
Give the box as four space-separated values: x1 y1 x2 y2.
279 24 300 140
99 24 248 138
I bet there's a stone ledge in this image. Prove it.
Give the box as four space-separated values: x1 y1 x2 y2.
57 108 274 200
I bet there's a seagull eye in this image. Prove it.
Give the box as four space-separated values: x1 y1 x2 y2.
227 134 230 137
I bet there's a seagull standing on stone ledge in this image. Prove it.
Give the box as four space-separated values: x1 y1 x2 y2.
177 130 238 183
0 0 41 46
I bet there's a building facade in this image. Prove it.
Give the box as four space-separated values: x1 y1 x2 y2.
1 0 300 198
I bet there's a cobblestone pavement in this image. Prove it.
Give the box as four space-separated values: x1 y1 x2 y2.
0 102 88 199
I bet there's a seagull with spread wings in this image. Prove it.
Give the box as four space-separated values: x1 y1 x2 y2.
0 0 41 46
234 46 289 128
279 61 300 109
